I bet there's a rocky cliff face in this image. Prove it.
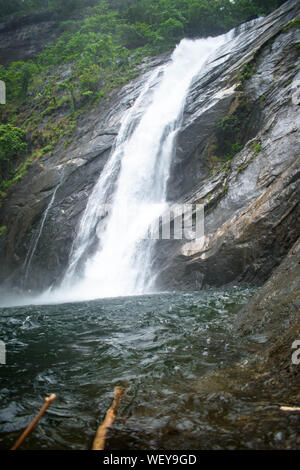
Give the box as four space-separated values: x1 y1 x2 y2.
0 0 299 294
0 12 59 65
190 238 300 446
157 0 300 289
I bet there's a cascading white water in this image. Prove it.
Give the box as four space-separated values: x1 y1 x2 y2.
53 35 231 302
22 169 64 287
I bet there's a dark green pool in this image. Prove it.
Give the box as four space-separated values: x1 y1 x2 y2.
0 288 266 450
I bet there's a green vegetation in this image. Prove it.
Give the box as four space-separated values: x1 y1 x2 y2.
206 45 267 171
223 183 229 194
1 156 33 192
0 124 27 183
0 0 287 195
282 18 300 32
253 142 262 156
214 95 256 162
0 225 6 237
237 140 262 173
237 62 257 88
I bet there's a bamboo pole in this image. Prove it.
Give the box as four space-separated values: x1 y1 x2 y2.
11 394 56 450
92 386 126 450
280 406 300 412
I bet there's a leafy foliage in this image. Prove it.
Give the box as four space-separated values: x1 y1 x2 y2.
215 100 252 160
0 124 27 182
0 0 287 105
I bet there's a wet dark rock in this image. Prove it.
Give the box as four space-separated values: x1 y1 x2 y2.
237 237 300 344
182 239 300 449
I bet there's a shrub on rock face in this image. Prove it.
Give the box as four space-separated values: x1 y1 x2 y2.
78 64 103 92
0 124 27 182
215 114 241 158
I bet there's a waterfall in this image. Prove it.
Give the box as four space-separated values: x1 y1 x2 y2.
22 169 64 287
51 35 231 302
4 22 261 307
